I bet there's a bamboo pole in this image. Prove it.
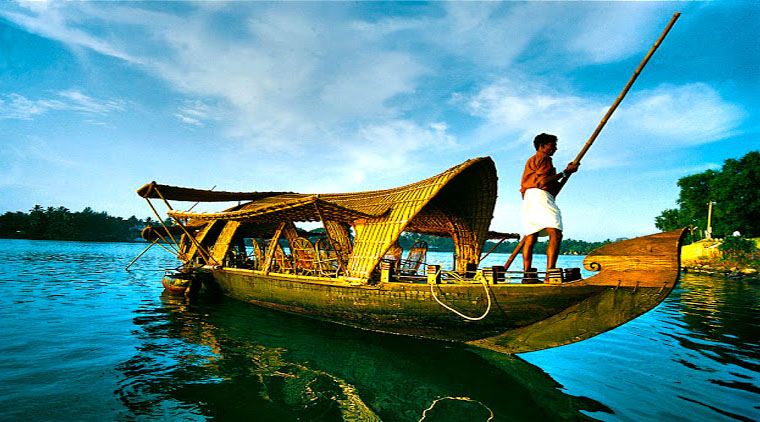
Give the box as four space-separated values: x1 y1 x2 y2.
479 236 509 264
505 13 680 270
152 188 216 266
313 199 348 275
502 239 524 270
145 224 180 255
125 239 159 270
144 198 181 251
186 185 216 212
153 239 179 256
557 12 681 195
263 222 287 275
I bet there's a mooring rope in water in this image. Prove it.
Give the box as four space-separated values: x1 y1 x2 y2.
418 396 495 422
429 269 492 321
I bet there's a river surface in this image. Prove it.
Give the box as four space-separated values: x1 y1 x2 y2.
0 239 758 421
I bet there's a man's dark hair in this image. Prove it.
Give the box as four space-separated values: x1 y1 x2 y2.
533 133 558 150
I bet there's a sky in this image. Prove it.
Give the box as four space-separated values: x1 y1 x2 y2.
1 1 757 242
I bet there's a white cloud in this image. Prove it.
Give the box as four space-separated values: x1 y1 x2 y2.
0 91 125 120
460 76 604 161
562 5 673 64
437 2 551 67
172 100 218 127
3 135 78 170
0 4 141 63
294 119 458 191
0 3 686 164
0 94 49 119
620 83 746 145
57 90 126 114
173 113 203 127
459 78 745 169
88 5 430 152
0 2 746 214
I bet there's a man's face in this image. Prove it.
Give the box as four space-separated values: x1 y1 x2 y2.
539 141 558 156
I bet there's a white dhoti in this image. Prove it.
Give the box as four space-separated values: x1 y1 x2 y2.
521 188 563 237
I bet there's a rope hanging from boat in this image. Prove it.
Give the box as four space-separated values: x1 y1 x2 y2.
429 269 492 321
418 396 494 422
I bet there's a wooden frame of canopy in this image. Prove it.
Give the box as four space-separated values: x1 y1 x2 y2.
137 157 518 282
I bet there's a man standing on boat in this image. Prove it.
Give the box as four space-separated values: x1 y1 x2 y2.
520 133 579 280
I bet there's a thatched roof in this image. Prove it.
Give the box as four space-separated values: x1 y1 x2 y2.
139 157 506 280
167 194 383 224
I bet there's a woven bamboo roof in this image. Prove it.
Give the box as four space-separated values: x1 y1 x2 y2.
167 194 383 224
140 157 503 280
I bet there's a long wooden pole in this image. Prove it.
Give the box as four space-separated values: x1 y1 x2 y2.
125 239 159 270
505 12 680 270
478 237 507 264
557 12 681 195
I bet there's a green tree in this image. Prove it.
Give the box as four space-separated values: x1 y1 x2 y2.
711 151 760 237
655 208 685 232
655 151 760 238
0 211 29 238
27 205 47 239
0 205 155 242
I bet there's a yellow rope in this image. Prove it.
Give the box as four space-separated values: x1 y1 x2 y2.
418 396 494 422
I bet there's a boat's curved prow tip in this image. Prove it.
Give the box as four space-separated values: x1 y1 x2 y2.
582 228 686 288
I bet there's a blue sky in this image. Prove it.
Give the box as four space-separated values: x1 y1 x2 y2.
1 2 757 241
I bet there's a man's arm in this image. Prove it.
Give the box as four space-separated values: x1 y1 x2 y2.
537 162 580 190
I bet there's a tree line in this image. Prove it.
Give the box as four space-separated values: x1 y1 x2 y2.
655 151 759 241
0 206 168 242
1 205 613 254
398 232 613 255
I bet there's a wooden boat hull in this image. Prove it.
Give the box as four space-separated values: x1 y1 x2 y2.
199 229 686 354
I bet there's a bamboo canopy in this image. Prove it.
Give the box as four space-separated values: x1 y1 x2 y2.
140 224 203 241
137 181 290 202
168 193 382 223
142 157 508 280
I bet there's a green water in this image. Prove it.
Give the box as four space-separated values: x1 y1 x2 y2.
0 239 757 421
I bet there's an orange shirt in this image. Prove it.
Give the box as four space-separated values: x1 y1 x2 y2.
520 151 558 197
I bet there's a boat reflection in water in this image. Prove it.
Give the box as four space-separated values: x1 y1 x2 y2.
117 291 610 421
517 271 760 422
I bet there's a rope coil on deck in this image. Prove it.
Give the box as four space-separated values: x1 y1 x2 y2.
429 268 492 321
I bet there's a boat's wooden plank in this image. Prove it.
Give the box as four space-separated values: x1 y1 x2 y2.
582 229 686 287
467 286 669 354
210 268 605 343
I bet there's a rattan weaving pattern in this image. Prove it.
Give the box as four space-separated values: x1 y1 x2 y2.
151 157 498 281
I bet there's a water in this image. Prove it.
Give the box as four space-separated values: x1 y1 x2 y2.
0 239 758 421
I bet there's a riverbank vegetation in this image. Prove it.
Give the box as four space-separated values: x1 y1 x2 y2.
0 206 168 242
655 150 759 242
660 150 760 275
1 206 612 254
684 236 760 279
397 232 612 255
